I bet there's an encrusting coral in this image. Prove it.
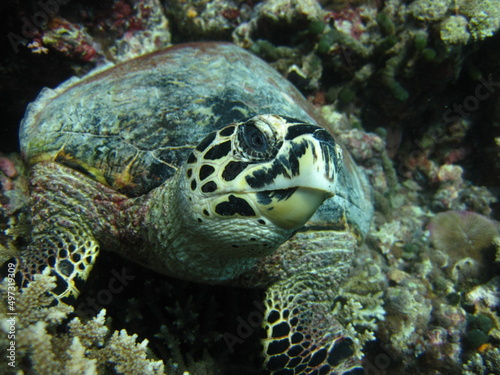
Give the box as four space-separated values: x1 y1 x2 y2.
331 249 387 358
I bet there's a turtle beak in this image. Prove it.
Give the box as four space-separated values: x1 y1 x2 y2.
245 130 343 230
254 186 332 230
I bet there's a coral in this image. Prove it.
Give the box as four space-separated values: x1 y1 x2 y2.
371 220 404 256
165 0 253 40
257 0 324 25
0 271 167 375
105 330 165 375
0 153 29 217
429 211 498 262
68 310 109 348
361 178 498 373
67 337 99 375
21 0 171 64
107 0 171 62
463 346 500 375
335 127 396 201
440 15 470 45
2 1 500 374
15 274 74 327
437 164 463 184
0 154 30 265
19 321 68 375
39 17 101 63
409 0 452 22
456 186 497 216
381 277 434 357
458 0 500 41
465 277 500 310
422 303 466 368
233 0 326 50
331 251 387 357
409 0 500 42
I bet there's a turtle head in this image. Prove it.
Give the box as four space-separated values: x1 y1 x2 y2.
178 114 343 259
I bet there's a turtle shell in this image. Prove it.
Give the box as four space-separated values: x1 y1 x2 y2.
20 43 320 197
20 42 372 238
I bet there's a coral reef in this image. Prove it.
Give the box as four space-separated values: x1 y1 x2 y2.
1 0 499 374
0 270 165 375
0 154 29 265
331 249 387 358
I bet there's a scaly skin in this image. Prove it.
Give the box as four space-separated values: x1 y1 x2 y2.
17 162 147 301
11 43 374 374
260 230 364 374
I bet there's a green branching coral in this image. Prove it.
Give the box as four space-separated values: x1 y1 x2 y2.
381 53 410 101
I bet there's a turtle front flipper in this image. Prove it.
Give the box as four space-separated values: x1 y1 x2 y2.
15 223 99 304
13 162 109 303
262 277 363 375
258 224 368 375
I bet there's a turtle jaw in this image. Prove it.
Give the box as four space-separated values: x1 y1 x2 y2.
251 187 332 230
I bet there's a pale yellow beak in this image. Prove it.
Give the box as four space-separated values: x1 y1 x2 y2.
254 187 332 230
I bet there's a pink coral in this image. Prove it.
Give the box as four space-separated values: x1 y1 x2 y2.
325 8 366 40
40 17 100 62
0 157 18 178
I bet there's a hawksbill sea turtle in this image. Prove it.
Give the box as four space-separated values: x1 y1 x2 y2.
6 42 373 374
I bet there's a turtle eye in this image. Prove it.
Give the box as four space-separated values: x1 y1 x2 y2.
242 123 268 153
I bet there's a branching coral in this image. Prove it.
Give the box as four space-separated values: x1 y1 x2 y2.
463 346 500 374
0 271 166 374
105 330 165 375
